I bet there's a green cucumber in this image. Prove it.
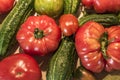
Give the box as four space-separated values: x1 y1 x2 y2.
63 0 80 14
78 14 119 27
46 37 78 80
0 0 34 56
6 8 34 57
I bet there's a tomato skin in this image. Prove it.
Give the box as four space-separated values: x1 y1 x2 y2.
73 66 96 80
59 14 79 36
82 0 120 13
81 0 94 8
75 21 105 73
0 53 42 80
93 0 120 13
105 26 120 71
34 0 63 18
0 0 15 14
16 15 61 56
75 21 120 73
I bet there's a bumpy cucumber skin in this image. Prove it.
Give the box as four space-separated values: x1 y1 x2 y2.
71 0 80 14
64 0 80 14
78 14 119 27
46 37 78 80
64 0 72 14
0 0 33 56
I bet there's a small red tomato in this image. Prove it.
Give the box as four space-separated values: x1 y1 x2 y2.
82 0 94 8
59 14 79 36
0 0 15 14
0 53 42 80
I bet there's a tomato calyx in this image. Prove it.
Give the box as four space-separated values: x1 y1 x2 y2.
34 28 44 39
16 72 23 77
100 32 109 59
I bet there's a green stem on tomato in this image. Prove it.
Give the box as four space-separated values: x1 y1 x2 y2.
34 28 44 39
100 32 109 59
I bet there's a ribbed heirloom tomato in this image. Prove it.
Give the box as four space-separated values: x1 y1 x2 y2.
16 15 61 56
75 21 120 73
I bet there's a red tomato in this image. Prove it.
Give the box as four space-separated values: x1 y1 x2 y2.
81 0 94 8
75 21 120 73
82 0 120 13
59 14 79 36
0 0 15 14
16 15 61 56
0 53 42 80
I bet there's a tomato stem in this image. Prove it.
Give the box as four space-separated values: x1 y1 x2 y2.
34 28 44 39
100 32 108 59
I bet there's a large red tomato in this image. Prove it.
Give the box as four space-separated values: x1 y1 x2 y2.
75 21 120 73
0 0 15 14
82 0 120 13
16 15 61 56
0 53 42 80
59 14 79 36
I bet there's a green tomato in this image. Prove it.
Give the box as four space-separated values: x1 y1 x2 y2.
34 0 64 18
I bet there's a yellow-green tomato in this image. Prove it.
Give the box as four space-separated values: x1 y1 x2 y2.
34 0 64 18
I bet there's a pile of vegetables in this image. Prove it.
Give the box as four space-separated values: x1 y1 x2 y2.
0 0 120 80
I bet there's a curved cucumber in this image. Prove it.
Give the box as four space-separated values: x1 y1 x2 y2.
78 14 119 27
0 0 34 56
63 0 80 14
46 37 78 80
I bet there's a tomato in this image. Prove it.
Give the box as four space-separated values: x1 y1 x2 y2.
73 66 96 80
16 15 61 56
81 0 94 9
0 53 42 80
75 21 120 73
34 0 64 18
59 14 79 36
82 0 120 13
0 0 15 14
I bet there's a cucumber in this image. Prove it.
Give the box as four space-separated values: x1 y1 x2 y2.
0 0 34 56
46 37 78 80
63 0 80 14
78 14 119 27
